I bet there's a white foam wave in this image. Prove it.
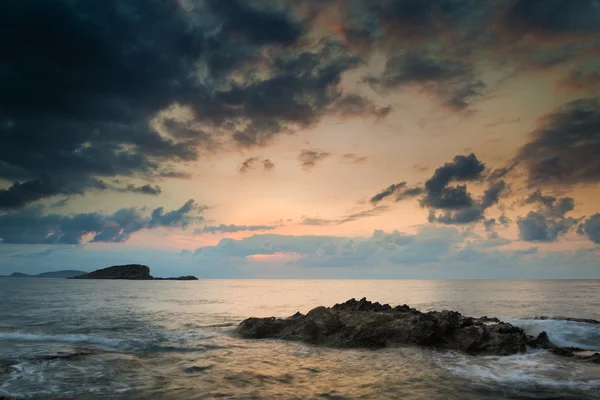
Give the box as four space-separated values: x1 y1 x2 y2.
506 318 600 351
0 331 123 348
438 351 600 390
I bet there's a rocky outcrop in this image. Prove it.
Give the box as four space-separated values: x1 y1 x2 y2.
237 298 600 360
152 275 198 281
70 265 198 280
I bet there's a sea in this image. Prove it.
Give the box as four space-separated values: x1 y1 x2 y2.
1 279 599 400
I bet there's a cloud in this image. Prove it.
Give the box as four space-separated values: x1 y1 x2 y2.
522 190 575 217
263 159 275 171
205 0 302 46
341 153 369 164
192 225 464 267
0 0 367 207
517 97 600 186
298 149 331 170
579 213 600 244
0 200 203 245
0 176 89 209
369 154 506 225
554 70 600 94
516 191 579 242
365 51 485 110
421 153 486 209
517 211 578 242
237 157 275 173
195 224 277 234
329 94 392 119
238 157 260 173
370 182 406 205
301 206 388 226
501 0 600 38
396 186 425 201
118 184 162 196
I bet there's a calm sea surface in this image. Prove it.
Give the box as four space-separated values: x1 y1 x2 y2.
1 279 600 399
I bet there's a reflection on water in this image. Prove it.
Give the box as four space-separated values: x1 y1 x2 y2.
1 279 599 399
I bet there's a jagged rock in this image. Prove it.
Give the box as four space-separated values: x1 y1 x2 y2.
238 298 530 355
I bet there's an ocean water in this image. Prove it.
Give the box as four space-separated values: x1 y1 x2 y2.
1 279 599 400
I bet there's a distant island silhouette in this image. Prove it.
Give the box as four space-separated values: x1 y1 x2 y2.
69 264 198 280
0 270 87 278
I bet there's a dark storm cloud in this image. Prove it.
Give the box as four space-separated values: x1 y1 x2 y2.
118 184 162 196
370 182 407 205
522 190 575 217
428 181 507 225
298 150 331 170
196 224 277 235
517 191 579 242
0 177 89 209
0 0 364 207
396 187 425 202
517 98 600 186
0 200 202 245
364 51 485 110
517 211 578 242
579 213 600 244
344 0 479 45
501 0 600 37
205 0 302 46
421 153 485 209
329 94 392 119
369 154 505 225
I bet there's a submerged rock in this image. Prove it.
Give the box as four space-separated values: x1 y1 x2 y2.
238 298 600 361
238 298 528 355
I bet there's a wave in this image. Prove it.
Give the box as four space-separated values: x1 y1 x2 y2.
439 351 600 390
506 318 600 351
0 331 124 348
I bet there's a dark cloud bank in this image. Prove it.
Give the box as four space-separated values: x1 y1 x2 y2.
0 0 387 208
0 200 202 245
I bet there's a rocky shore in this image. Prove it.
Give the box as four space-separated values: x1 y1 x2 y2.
237 298 600 362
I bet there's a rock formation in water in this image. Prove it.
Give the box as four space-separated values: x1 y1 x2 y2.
69 264 197 280
152 275 199 281
237 298 600 361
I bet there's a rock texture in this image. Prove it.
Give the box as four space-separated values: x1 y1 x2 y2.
237 298 600 360
70 264 198 280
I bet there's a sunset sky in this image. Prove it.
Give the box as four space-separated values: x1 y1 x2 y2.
1 0 599 278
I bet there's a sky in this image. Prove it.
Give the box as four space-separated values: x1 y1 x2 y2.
0 0 599 278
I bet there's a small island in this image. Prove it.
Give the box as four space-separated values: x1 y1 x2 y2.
0 270 87 278
69 264 197 280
